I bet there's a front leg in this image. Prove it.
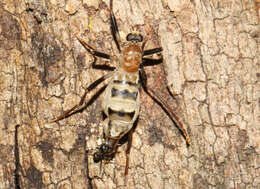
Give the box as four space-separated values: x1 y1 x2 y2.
110 0 121 52
75 35 115 71
75 35 110 60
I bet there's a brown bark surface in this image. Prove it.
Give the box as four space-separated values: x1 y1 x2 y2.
0 0 259 188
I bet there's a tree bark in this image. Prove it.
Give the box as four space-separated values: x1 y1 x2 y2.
0 0 259 188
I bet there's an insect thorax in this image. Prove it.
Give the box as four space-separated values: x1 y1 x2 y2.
120 43 142 73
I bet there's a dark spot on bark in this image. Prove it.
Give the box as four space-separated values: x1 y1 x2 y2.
148 122 164 146
193 173 208 189
0 10 21 50
214 183 226 189
190 0 195 6
0 144 12 163
83 3 98 17
250 30 259 39
164 143 175 150
202 155 215 168
74 127 88 149
236 129 249 149
76 53 85 69
31 33 44 64
31 33 65 87
99 1 108 9
238 145 256 164
26 165 43 189
25 2 49 24
36 141 54 164
3 116 10 129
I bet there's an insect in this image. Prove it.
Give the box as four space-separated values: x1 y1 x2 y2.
50 0 190 176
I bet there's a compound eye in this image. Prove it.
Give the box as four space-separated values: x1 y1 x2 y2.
126 33 143 42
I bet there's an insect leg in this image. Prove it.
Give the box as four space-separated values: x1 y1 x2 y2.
124 128 134 177
142 44 163 66
143 47 162 56
75 35 110 59
139 66 191 145
142 57 163 66
110 0 121 52
49 72 112 123
76 35 115 71
14 125 21 188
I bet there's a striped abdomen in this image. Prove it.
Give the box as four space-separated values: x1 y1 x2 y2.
102 69 140 139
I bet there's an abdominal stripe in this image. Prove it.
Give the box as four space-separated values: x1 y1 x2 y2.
108 107 135 121
111 87 137 100
113 80 138 87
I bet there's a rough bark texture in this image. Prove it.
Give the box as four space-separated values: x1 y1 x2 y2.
0 0 259 189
